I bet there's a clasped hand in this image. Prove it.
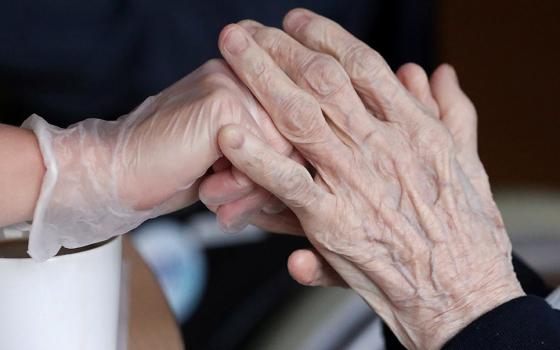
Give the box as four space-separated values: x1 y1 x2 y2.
200 9 524 350
24 8 524 350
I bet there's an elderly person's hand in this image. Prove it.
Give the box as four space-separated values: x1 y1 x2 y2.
283 62 500 288
22 59 296 260
214 9 525 349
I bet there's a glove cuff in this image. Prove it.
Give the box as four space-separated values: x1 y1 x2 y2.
22 114 156 261
21 114 63 261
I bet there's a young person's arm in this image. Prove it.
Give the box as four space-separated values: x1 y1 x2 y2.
0 124 45 227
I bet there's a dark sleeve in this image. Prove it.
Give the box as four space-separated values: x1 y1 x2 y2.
443 296 560 350
383 254 554 349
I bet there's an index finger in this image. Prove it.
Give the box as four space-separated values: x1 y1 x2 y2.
218 24 348 167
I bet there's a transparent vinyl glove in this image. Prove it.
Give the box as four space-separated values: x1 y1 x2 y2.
22 59 291 261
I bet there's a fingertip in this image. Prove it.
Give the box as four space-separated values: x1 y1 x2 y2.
430 63 476 126
237 19 263 35
430 64 470 110
218 23 238 47
217 212 249 234
395 64 408 81
287 249 318 286
287 249 306 268
283 8 312 33
396 62 425 76
219 24 250 55
206 205 218 213
396 62 428 90
442 63 458 82
431 63 458 86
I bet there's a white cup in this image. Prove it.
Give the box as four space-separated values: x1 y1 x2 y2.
0 236 122 350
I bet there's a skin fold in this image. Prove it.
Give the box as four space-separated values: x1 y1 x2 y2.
211 9 525 350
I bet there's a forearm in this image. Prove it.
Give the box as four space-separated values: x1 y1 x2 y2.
0 124 45 226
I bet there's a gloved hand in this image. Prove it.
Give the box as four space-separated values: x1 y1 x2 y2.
23 59 293 261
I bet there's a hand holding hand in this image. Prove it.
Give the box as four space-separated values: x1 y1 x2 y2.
23 59 293 260
215 10 524 349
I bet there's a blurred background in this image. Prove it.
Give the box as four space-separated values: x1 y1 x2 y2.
437 0 560 290
1 0 559 349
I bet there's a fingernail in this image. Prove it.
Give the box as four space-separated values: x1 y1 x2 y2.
262 202 286 215
219 217 248 234
224 28 249 55
284 12 310 32
223 127 244 149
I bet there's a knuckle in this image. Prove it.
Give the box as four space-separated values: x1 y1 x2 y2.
417 124 454 152
254 27 285 50
276 169 314 207
279 93 325 140
301 54 349 97
343 44 386 83
200 70 237 92
250 59 269 82
202 58 229 72
362 126 388 148
206 84 236 104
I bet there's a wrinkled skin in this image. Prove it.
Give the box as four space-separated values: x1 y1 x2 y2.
214 9 525 350
286 61 496 290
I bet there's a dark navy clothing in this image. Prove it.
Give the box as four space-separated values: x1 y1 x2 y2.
442 254 560 349
0 0 433 127
444 295 560 350
385 255 560 349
